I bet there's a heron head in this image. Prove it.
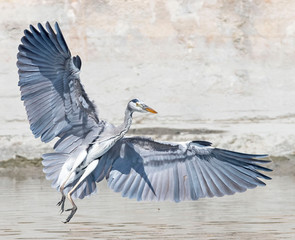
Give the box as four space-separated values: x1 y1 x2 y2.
128 99 157 114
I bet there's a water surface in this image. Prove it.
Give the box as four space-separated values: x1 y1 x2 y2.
0 171 294 239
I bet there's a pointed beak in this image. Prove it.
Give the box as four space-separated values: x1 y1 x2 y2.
144 106 157 114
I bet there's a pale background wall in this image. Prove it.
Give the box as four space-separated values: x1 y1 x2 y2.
0 0 295 159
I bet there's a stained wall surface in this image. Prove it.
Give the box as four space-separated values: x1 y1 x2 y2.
1 0 294 159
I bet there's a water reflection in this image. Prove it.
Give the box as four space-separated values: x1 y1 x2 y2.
0 172 294 239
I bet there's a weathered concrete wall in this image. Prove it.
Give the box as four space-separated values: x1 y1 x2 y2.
1 0 295 159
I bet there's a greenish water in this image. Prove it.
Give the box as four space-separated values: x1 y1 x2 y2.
0 166 294 240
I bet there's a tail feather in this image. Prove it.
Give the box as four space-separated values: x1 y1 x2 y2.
42 153 69 189
63 173 98 199
42 152 101 199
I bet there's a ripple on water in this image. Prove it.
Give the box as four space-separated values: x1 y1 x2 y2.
0 174 294 239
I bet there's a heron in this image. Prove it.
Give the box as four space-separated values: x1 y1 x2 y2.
17 22 272 223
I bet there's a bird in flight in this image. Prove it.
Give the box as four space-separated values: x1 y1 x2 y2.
17 22 272 223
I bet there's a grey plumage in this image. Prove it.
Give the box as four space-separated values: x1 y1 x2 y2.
17 22 272 223
101 137 270 202
18 22 100 143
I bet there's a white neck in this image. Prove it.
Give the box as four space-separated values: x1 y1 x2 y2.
116 107 133 138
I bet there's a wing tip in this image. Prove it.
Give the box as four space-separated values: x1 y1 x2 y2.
192 140 212 146
73 55 82 70
54 21 60 31
45 21 51 29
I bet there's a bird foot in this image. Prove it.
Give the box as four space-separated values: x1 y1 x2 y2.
63 206 77 223
57 195 66 214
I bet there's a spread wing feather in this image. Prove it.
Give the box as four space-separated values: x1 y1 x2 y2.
100 137 271 202
17 22 101 145
17 22 105 198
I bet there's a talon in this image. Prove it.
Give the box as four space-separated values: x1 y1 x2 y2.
57 195 66 214
63 206 77 223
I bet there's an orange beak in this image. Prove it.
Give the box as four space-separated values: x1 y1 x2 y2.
145 107 157 114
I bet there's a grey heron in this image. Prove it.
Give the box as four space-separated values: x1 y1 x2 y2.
17 22 272 223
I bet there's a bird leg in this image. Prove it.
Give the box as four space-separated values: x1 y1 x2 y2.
57 171 74 213
63 159 99 223
64 194 77 223
57 149 88 213
57 187 66 213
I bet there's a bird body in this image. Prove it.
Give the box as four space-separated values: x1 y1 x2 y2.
17 22 272 223
75 112 132 173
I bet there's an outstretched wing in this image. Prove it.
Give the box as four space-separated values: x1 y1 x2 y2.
17 22 101 145
17 22 105 197
100 137 271 202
